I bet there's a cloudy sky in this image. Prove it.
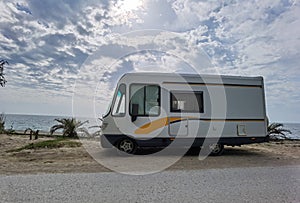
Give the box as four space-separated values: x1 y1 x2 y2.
0 0 299 122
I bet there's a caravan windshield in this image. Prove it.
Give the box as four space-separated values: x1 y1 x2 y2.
112 84 126 116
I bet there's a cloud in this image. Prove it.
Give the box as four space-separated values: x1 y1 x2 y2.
0 0 299 121
0 0 112 95
15 2 32 15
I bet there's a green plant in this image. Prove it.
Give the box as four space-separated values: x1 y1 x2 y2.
50 118 89 138
267 122 292 140
0 60 8 87
6 122 15 134
0 113 6 133
6 138 82 152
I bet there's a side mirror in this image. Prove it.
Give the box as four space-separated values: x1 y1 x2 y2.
131 103 139 122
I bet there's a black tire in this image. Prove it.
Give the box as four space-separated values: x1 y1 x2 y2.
117 138 137 155
186 147 201 155
207 143 224 156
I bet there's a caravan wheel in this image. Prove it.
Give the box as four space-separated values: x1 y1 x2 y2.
208 143 224 156
117 139 137 154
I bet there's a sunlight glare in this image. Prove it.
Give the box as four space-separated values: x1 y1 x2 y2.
120 0 143 12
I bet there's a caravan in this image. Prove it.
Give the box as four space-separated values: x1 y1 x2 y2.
100 72 268 155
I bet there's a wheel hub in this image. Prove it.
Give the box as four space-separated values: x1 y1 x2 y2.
209 144 221 153
119 140 134 153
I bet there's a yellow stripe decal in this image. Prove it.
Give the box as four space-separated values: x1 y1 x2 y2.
134 117 265 134
135 117 182 134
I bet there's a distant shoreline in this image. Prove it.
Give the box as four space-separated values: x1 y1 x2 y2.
2 114 300 139
3 114 99 134
8 130 63 136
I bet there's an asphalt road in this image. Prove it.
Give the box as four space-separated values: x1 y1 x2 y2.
0 166 299 203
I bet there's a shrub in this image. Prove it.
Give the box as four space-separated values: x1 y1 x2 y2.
267 122 292 140
0 113 6 134
50 118 89 138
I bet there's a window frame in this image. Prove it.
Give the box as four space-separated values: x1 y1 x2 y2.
111 83 126 117
129 83 161 117
170 91 204 113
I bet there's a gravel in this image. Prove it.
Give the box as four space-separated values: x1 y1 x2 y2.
0 166 299 203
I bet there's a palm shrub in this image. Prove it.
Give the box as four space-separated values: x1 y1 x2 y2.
50 118 89 138
267 123 292 140
0 113 5 133
88 118 103 137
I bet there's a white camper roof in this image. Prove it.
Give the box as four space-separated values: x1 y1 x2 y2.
119 72 263 87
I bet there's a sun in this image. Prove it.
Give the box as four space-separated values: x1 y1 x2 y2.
119 0 143 12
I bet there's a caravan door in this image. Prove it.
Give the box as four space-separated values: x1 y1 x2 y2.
168 117 188 137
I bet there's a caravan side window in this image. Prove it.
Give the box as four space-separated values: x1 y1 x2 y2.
170 91 204 113
130 84 160 116
112 84 126 116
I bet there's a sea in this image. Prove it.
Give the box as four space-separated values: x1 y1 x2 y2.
1 114 300 139
3 114 100 134
2 114 300 139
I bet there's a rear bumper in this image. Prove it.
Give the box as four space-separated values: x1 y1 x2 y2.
101 134 269 148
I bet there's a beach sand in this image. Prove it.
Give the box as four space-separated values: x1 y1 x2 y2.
0 134 299 175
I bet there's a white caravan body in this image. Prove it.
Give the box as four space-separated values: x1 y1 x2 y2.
101 72 268 151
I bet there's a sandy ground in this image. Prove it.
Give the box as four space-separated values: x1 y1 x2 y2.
0 134 299 175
